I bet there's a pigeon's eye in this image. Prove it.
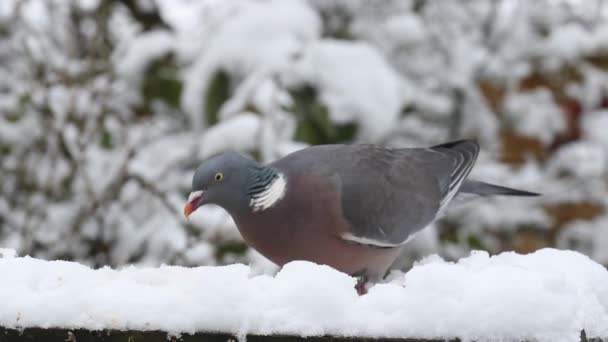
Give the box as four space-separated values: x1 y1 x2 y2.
214 172 224 182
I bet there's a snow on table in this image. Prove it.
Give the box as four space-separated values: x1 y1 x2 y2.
0 248 607 342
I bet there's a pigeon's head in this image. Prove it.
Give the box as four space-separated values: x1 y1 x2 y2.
184 152 258 217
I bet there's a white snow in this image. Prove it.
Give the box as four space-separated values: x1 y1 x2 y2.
541 22 608 62
0 248 16 258
129 132 194 183
1 248 607 342
503 89 566 144
197 113 262 159
558 215 608 265
548 141 606 178
177 0 321 129
581 110 608 152
114 30 174 83
283 39 406 142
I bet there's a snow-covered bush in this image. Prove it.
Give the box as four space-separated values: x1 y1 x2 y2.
1 0 607 269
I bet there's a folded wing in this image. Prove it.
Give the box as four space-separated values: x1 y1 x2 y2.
339 140 479 247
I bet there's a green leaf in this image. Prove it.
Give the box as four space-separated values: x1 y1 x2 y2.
439 222 459 244
289 85 357 145
0 144 10 156
467 234 487 250
60 175 74 197
247 149 263 162
101 129 113 149
215 241 248 261
4 94 30 122
141 54 182 111
204 70 231 126
400 103 416 117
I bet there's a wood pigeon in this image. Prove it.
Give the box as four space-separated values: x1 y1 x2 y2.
184 140 538 293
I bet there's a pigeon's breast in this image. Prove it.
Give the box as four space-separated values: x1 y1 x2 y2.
233 173 401 278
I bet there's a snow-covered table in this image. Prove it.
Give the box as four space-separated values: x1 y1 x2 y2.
0 248 607 342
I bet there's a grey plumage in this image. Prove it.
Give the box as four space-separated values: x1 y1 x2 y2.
459 179 539 197
269 140 486 247
185 140 539 284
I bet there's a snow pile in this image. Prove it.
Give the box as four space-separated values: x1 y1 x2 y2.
504 89 565 144
559 215 608 265
114 30 174 83
548 141 606 178
283 39 406 141
175 0 321 129
1 248 607 342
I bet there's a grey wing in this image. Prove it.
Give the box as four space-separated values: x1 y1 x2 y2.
430 140 480 213
339 140 479 247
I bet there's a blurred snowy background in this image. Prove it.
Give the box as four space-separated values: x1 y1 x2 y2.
0 0 607 272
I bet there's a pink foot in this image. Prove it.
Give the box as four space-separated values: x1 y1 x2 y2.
355 276 368 295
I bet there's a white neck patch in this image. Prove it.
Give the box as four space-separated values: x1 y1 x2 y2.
250 173 287 212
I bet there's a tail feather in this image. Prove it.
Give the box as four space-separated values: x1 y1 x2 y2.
459 180 540 197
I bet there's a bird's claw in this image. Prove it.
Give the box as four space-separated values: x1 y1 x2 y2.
355 276 368 295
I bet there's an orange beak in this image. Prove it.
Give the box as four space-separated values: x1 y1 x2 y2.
183 202 195 218
184 190 204 218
